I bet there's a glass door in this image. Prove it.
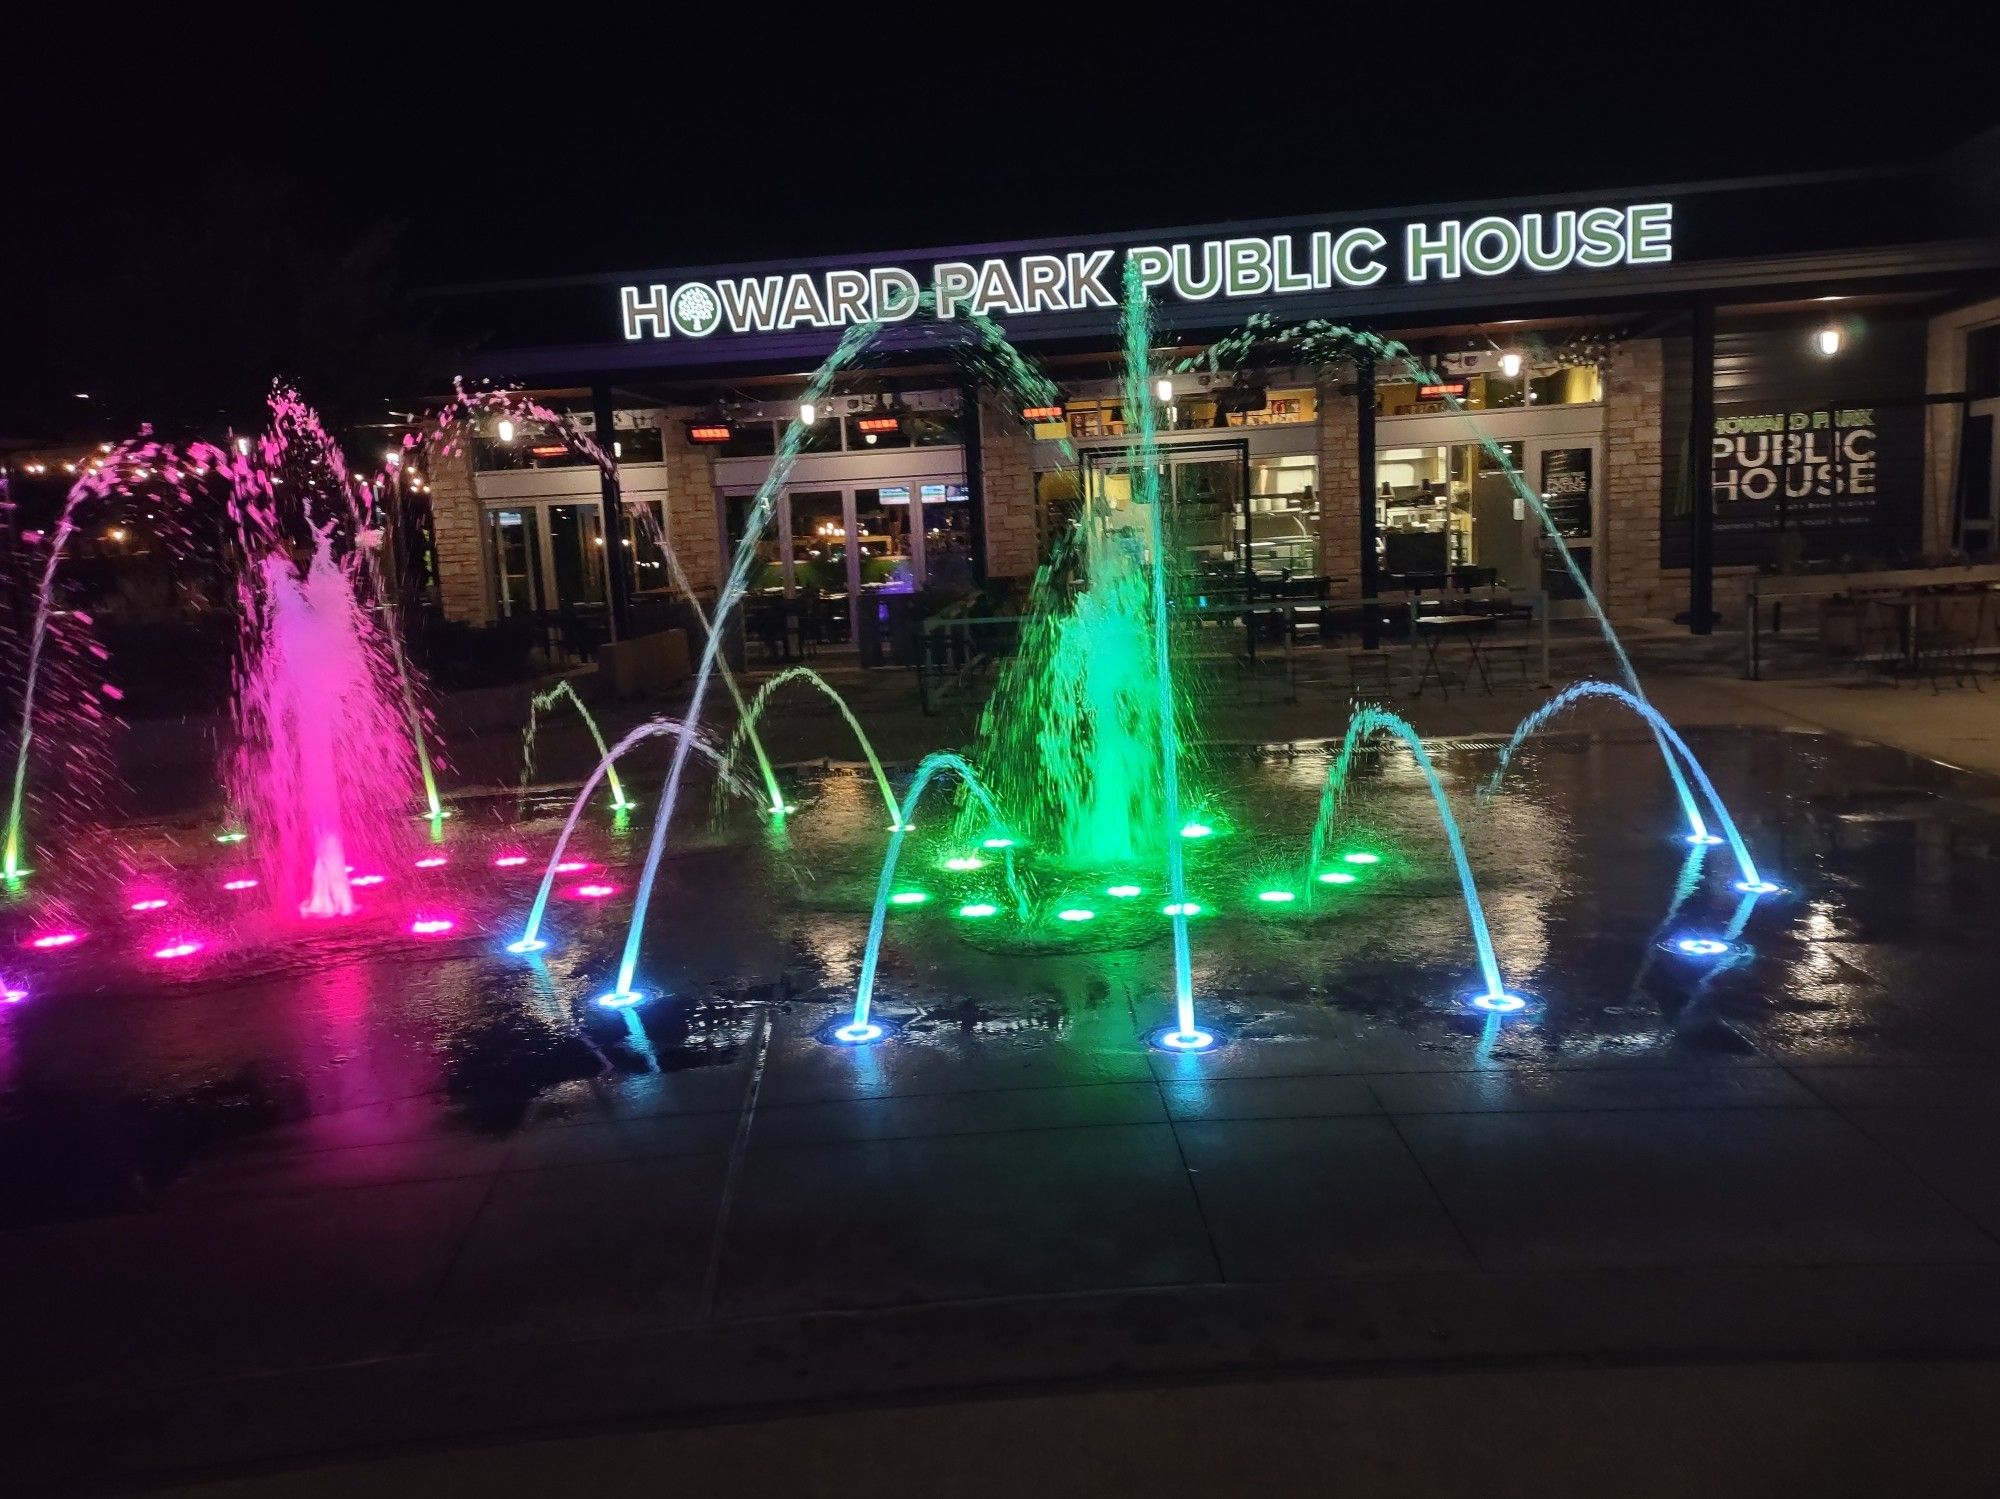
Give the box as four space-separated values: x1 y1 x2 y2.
785 489 850 643
488 508 543 616
545 503 606 607
1523 436 1602 612
853 486 916 598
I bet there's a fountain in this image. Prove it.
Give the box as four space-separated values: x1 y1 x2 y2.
0 283 1788 1056
229 527 419 917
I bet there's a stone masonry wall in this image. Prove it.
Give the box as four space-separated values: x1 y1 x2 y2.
1315 368 1360 589
980 392 1038 580
1602 338 1668 621
660 419 720 597
424 438 489 625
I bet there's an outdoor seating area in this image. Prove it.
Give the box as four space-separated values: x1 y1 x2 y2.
1746 563 2000 688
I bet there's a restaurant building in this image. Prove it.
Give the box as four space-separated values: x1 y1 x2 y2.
420 132 2000 646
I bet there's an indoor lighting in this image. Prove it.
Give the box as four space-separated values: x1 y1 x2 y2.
1498 351 1523 378
1813 326 1843 357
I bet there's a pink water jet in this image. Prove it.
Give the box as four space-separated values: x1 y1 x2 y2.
230 530 419 918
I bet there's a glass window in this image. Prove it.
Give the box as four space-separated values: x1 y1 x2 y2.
1249 456 1320 577
1374 441 1526 584
623 501 671 592
846 415 913 450
909 409 964 446
853 487 915 594
798 415 842 453
724 493 784 594
473 430 592 472
1378 361 1599 416
920 483 974 592
609 426 664 463
718 421 777 458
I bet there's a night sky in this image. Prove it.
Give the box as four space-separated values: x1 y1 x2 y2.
7 20 1994 438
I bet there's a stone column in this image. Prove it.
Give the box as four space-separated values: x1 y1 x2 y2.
422 438 489 625
1315 368 1361 592
1602 338 1666 622
660 419 720 598
979 392 1037 580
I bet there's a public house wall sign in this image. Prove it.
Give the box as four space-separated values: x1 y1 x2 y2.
619 203 1674 341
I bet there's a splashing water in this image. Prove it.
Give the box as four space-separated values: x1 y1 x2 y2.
1481 680 1763 888
1305 705 1517 1007
231 530 416 917
611 322 882 1000
520 679 630 816
510 717 752 956
1186 316 1711 840
724 667 898 825
842 751 1026 1040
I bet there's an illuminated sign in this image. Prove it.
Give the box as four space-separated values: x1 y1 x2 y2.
1021 404 1065 421
856 416 901 434
529 444 567 458
621 204 1673 340
687 424 732 444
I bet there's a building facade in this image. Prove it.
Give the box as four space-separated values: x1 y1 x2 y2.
419 141 2000 641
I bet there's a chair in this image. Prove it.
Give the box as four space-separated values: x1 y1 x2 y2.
1916 594 1985 692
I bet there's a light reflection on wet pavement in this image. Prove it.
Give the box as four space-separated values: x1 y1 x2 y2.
2 726 1994 1223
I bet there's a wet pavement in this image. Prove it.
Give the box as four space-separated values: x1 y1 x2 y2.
5 725 2000 1491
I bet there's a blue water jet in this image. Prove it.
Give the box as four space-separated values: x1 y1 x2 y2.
1308 705 1522 1011
843 751 1026 1041
1482 679 1765 890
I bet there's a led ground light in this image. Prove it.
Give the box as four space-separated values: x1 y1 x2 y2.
1685 833 1724 846
956 902 999 919
1057 907 1096 922
832 1020 884 1044
351 873 386 887
27 931 81 950
1179 822 1213 839
888 822 917 833
1471 990 1529 1014
414 855 447 869
943 856 985 871
1149 1024 1219 1053
505 937 549 955
1162 901 1203 917
408 917 456 936
152 939 202 960
980 836 1015 850
1 980 26 1003
213 830 247 844
1317 871 1357 886
222 877 258 892
570 883 617 899
1256 889 1296 905
593 988 651 1010
492 854 529 868
1106 883 1142 898
1342 851 1380 865
1735 880 1783 895
1670 936 1730 957
129 897 169 912
889 890 928 907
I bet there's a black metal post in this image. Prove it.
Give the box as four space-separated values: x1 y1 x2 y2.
1356 357 1380 648
591 384 632 641
1688 299 1715 635
960 383 987 584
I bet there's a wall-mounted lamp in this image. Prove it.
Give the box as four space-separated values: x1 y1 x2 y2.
799 401 817 425
1813 326 1843 357
1498 351 1523 378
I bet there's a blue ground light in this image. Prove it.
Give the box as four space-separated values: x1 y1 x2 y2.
1470 991 1530 1014
1149 1023 1222 1053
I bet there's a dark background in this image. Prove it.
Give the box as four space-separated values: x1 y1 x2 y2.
5 18 1995 438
